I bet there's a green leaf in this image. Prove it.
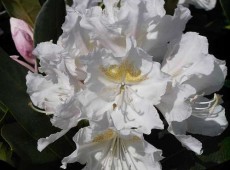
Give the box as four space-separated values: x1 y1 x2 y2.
225 80 230 88
0 48 74 164
1 123 58 164
34 0 66 45
189 163 206 170
1 0 41 27
0 141 15 167
0 101 9 125
220 0 230 21
164 0 179 15
225 25 230 30
65 0 73 6
190 136 230 169
0 101 8 121
199 137 230 164
39 0 46 6
0 101 8 114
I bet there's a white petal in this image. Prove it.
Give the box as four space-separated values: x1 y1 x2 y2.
72 0 100 9
187 106 228 136
61 127 162 170
143 5 191 59
118 0 149 38
176 54 215 85
157 84 196 122
118 0 165 50
111 100 164 134
184 58 226 95
174 134 203 155
51 96 83 129
168 123 203 154
133 61 170 104
26 71 74 112
33 41 64 63
80 6 126 57
180 0 217 10
58 7 93 56
103 0 120 22
161 32 209 78
81 49 121 98
144 0 165 17
215 58 227 78
77 90 113 120
38 129 70 152
126 43 170 103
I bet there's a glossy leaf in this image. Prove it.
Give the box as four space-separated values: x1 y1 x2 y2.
201 137 230 163
34 0 66 45
190 137 230 169
0 100 16 127
65 0 73 6
0 48 73 163
220 0 230 21
0 101 9 125
1 123 58 164
0 101 8 114
39 0 46 6
225 80 230 88
0 141 15 166
1 0 41 27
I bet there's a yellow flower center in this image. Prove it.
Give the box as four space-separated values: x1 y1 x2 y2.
92 129 116 143
92 129 141 144
100 60 146 84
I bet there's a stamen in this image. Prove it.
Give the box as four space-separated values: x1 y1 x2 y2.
28 102 54 115
92 129 116 143
100 133 117 169
189 92 205 103
119 83 125 94
191 93 222 118
100 60 146 84
120 138 137 170
209 94 222 114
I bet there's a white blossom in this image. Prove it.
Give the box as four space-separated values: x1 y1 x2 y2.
25 0 228 168
26 41 87 151
60 0 191 58
157 32 228 154
61 118 163 170
77 38 170 134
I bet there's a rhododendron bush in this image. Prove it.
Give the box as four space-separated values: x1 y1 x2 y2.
0 0 230 169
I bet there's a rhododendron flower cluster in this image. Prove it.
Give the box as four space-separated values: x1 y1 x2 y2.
26 0 227 169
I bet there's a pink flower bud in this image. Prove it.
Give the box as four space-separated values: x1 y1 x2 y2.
10 17 35 64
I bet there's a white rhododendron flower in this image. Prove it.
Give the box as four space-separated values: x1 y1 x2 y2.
27 41 86 113
26 41 86 151
61 0 191 58
61 119 163 170
78 38 170 134
24 0 228 169
179 0 217 10
157 32 228 154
